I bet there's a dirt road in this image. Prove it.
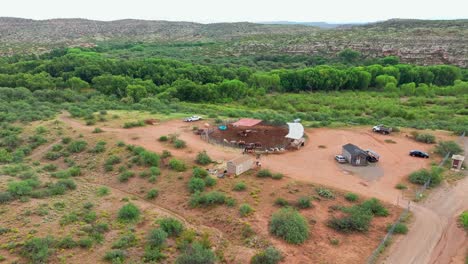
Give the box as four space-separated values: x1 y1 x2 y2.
383 136 467 264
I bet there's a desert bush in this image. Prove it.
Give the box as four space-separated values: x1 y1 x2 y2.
146 189 159 199
274 197 289 207
92 128 104 133
360 198 389 217
251 246 283 264
158 217 184 237
195 151 212 165
0 192 13 204
35 126 48 134
415 133 436 144
139 150 160 167
57 236 77 249
147 228 168 248
143 247 166 262
97 187 110 196
112 233 137 249
345 193 359 202
204 176 216 187
158 135 168 142
118 203 140 222
67 140 87 153
190 191 227 207
43 164 58 172
118 171 135 182
21 236 56 263
269 208 309 244
8 179 39 197
104 249 126 263
233 181 247 191
395 183 408 190
123 121 145 128
387 223 408 234
90 141 106 153
0 148 13 163
169 158 186 171
44 151 62 161
173 139 187 149
161 150 172 158
297 197 312 209
257 169 272 178
459 211 468 230
328 206 373 233
271 173 284 180
316 188 335 199
61 137 72 144
188 178 205 193
105 155 121 165
239 203 254 217
434 141 463 157
52 144 63 152
78 237 93 248
116 141 125 147
192 167 208 178
409 167 443 187
175 242 216 264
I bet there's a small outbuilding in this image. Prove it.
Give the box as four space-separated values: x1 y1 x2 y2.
342 143 369 166
286 122 305 149
227 156 254 176
451 154 465 171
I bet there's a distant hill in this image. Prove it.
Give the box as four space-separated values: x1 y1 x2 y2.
0 17 467 67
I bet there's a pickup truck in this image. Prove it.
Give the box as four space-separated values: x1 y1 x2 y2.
183 116 202 122
372 124 392 135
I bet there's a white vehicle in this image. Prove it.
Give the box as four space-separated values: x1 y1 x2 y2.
183 116 202 122
372 124 392 135
335 155 347 163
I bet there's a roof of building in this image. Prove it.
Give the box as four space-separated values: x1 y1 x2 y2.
451 154 465 161
343 143 367 156
285 122 304 140
228 155 253 166
232 118 263 127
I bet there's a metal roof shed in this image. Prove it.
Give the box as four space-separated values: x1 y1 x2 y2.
285 123 304 140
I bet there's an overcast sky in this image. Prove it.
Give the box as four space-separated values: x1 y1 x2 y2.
2 0 467 23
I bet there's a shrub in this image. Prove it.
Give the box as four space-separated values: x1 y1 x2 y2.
43 164 58 172
316 188 335 199
105 155 121 165
297 197 312 209
0 192 13 204
345 193 359 202
434 141 463 157
104 249 126 263
158 217 184 237
146 189 159 199
118 203 140 222
21 236 56 263
269 208 309 244
328 206 373 233
169 158 186 172
158 135 168 142
251 246 283 264
52 144 63 152
139 151 160 167
44 151 61 161
271 173 284 180
118 171 135 182
116 141 125 147
57 236 77 249
67 140 87 153
173 139 187 149
233 181 247 191
195 151 212 165
147 228 168 248
257 169 272 178
188 177 206 193
415 133 436 144
123 121 145 128
360 198 389 217
143 247 166 262
112 233 137 249
97 187 110 196
395 183 408 190
61 137 72 144
192 167 208 178
8 180 37 197
35 126 48 134
92 128 104 133
150 166 161 176
387 223 408 234
409 167 443 187
459 211 468 230
90 141 106 153
175 242 216 264
239 203 254 217
190 191 227 207
204 176 217 187
161 150 172 158
226 197 236 207
78 237 93 248
274 197 289 207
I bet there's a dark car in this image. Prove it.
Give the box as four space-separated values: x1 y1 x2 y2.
409 150 429 158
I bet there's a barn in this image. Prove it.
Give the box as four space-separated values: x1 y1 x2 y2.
342 143 369 166
227 156 254 175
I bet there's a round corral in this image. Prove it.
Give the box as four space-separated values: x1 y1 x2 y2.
208 124 289 149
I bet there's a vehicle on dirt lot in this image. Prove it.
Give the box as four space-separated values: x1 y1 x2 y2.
184 116 202 122
372 124 392 135
409 150 429 158
365 149 380 162
335 155 347 163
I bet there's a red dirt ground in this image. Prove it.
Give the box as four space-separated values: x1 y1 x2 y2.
209 124 289 149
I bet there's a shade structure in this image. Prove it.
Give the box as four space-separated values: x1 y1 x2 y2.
285 123 304 140
232 118 262 127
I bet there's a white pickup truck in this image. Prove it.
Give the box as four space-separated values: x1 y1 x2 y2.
372 124 392 135
183 116 202 122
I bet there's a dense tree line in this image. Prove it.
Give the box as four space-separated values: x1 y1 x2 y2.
0 48 464 103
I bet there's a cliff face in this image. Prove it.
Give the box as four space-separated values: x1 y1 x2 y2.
0 18 466 67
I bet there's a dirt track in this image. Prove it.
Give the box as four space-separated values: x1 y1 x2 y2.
383 137 468 264
59 113 466 264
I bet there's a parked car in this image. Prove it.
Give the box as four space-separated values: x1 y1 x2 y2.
335 155 347 163
183 116 202 122
366 149 380 162
372 124 392 135
409 150 429 158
